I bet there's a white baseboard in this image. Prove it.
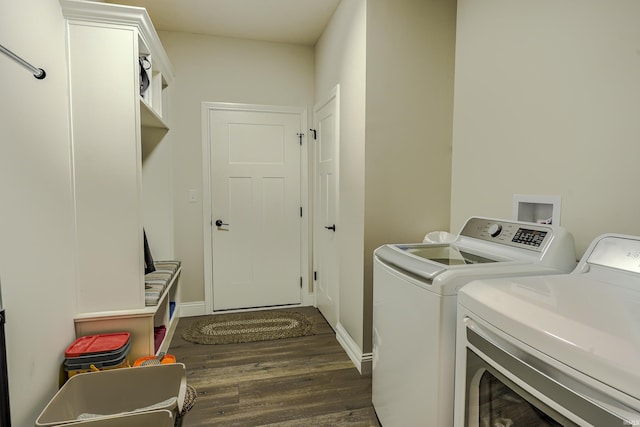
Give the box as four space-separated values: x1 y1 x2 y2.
178 301 316 317
178 301 206 317
335 322 373 375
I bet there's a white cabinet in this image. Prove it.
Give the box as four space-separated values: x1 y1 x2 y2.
60 0 177 361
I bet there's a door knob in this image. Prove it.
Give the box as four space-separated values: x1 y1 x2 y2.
215 219 228 227
324 224 336 232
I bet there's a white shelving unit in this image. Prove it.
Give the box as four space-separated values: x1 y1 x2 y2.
60 0 177 362
74 267 182 359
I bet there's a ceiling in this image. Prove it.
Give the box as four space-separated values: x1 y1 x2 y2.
106 0 341 46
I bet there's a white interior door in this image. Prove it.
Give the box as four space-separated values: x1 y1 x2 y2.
313 87 339 329
208 106 302 311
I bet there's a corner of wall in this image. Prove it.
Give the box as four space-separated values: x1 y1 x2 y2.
336 322 372 375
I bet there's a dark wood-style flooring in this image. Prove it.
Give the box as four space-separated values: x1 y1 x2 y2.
169 306 381 426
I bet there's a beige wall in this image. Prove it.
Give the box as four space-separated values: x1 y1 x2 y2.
0 1 77 424
315 0 368 350
157 31 315 304
0 2 458 423
364 0 457 351
315 0 457 355
451 0 640 256
142 128 175 260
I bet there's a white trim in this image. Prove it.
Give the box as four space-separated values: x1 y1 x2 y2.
178 301 317 318
336 322 372 375
201 102 305 114
298 109 312 307
178 301 207 317
201 104 214 314
312 85 341 325
59 0 174 82
201 102 311 314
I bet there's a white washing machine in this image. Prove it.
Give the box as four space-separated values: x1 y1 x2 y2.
372 217 577 427
454 233 640 426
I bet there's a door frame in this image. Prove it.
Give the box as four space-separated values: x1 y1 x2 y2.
201 102 312 313
312 85 340 326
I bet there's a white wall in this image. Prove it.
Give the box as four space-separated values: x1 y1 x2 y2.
0 1 77 425
142 128 175 260
314 0 457 358
157 31 315 304
364 0 457 351
315 0 368 353
451 0 640 256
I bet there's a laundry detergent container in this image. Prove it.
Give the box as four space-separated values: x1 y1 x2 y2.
35 364 186 426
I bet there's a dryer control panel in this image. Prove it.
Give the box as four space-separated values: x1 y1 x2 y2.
460 217 553 252
586 234 640 274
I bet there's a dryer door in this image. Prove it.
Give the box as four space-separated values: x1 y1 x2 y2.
459 319 640 427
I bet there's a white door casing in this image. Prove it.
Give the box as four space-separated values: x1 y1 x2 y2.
202 103 307 311
313 86 340 329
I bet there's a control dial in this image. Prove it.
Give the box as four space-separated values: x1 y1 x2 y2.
487 223 503 237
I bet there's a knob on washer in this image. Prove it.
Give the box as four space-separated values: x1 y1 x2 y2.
488 223 502 237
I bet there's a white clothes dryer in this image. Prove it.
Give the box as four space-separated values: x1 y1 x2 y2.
372 217 577 427
454 233 640 426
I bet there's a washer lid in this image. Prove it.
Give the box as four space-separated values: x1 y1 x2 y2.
374 243 502 281
394 243 500 266
459 272 640 402
374 244 449 280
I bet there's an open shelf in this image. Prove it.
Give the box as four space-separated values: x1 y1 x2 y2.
74 267 181 360
140 99 168 129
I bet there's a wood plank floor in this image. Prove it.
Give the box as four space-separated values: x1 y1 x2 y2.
169 307 381 427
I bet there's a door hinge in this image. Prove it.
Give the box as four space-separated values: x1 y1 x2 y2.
297 132 304 145
300 206 303 217
300 277 303 288
309 128 317 140
313 271 317 281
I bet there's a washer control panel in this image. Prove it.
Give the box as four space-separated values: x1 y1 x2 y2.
460 217 552 251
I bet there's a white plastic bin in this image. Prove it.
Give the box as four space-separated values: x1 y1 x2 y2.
56 410 174 426
35 364 186 426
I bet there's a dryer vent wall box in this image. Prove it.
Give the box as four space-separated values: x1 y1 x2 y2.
512 194 561 225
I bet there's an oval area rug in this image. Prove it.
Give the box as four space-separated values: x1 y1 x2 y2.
181 310 315 345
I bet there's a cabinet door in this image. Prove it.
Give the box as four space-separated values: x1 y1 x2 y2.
68 22 144 312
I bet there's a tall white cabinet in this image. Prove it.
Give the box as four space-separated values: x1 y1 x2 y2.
60 0 177 360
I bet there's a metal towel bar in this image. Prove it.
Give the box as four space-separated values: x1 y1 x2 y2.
0 43 46 79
